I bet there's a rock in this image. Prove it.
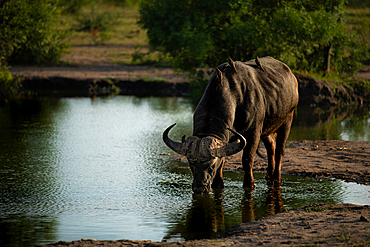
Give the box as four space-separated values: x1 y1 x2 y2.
360 215 369 222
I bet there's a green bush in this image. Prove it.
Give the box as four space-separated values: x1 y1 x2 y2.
0 64 21 99
0 0 68 65
139 0 369 76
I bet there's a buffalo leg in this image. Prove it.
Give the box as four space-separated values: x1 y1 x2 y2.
262 134 276 184
212 158 225 189
242 136 260 188
274 110 294 184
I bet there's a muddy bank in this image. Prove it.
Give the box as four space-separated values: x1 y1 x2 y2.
296 73 369 106
10 66 369 106
19 76 189 97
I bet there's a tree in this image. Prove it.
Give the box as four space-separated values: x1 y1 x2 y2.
139 0 368 76
0 0 68 65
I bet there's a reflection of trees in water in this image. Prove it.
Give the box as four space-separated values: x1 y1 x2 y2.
0 99 64 246
290 104 370 140
0 215 58 247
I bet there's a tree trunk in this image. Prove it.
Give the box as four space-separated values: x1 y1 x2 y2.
324 42 332 74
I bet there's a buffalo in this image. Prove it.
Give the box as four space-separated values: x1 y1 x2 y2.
163 56 299 193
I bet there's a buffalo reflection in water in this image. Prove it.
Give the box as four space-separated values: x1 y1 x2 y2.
163 186 284 241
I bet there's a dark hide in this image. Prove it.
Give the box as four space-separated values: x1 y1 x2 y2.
164 56 299 193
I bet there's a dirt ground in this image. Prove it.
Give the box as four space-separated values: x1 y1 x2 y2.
9 46 370 246
233 140 370 185
9 46 187 83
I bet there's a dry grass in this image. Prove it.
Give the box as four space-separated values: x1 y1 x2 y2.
61 3 147 46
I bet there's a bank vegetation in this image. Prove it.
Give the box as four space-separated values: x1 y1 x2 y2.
0 0 369 100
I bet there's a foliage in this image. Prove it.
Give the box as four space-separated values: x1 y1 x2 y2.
132 45 173 66
139 0 369 76
0 0 68 65
0 64 22 99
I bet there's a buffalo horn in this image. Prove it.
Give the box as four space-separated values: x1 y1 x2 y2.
163 123 186 155
213 128 246 157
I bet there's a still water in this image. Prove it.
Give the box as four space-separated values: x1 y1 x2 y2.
0 96 369 246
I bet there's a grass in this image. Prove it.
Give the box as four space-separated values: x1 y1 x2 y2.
60 3 147 46
58 2 161 66
59 2 175 66
304 206 334 212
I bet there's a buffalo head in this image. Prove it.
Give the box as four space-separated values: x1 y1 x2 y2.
163 123 246 193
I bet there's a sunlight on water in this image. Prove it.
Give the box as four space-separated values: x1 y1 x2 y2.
0 96 369 246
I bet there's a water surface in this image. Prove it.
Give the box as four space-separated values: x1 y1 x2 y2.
0 97 369 246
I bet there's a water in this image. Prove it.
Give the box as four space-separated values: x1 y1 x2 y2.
0 97 369 246
290 104 370 141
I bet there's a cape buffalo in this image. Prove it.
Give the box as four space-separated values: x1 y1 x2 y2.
163 56 299 193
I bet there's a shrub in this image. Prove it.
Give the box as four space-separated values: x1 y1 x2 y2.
0 64 22 99
0 0 68 65
139 0 369 76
